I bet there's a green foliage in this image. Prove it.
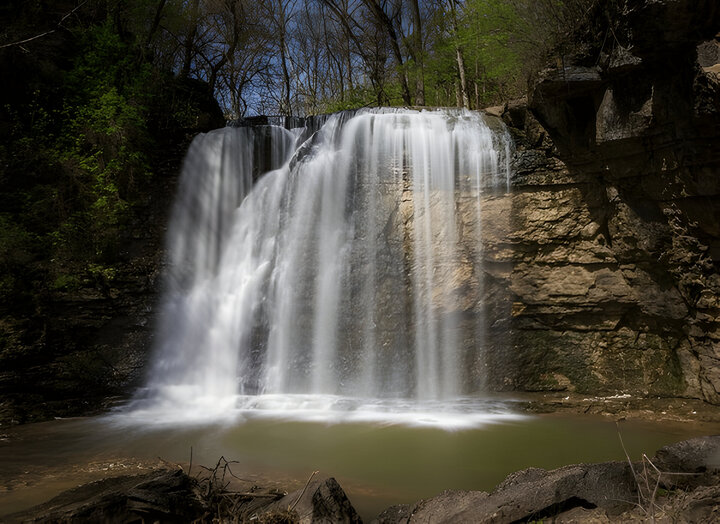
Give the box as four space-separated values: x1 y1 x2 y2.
312 0 603 111
320 86 377 113
463 0 523 92
43 21 151 266
420 0 526 108
0 2 218 316
0 215 36 301
52 273 82 291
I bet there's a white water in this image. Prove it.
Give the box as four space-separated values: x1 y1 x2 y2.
128 109 514 427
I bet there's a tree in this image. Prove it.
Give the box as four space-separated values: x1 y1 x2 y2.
361 0 412 105
409 0 425 105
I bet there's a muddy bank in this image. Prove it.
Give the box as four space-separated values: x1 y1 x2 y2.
514 392 720 424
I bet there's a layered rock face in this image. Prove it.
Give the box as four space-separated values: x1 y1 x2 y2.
482 0 720 402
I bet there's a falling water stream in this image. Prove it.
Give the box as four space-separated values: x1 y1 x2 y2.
129 108 514 426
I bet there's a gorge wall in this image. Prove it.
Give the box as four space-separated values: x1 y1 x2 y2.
482 0 720 402
2 0 719 425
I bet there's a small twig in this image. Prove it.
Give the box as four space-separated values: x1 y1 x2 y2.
220 492 283 498
644 453 668 521
641 456 652 517
58 0 88 27
0 29 57 49
289 470 319 512
0 0 88 49
616 422 642 508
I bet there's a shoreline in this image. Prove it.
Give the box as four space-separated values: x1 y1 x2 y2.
513 392 720 424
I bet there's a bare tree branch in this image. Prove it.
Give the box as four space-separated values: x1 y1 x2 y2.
0 0 88 49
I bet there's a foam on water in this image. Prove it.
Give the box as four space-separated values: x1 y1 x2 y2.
120 393 526 430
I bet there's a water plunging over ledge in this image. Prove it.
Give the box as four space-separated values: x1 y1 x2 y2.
126 108 515 427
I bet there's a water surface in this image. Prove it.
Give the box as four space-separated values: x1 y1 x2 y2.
2 407 718 521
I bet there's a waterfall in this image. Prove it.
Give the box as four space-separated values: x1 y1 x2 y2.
132 109 513 426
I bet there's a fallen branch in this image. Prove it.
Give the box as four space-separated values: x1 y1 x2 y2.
219 492 284 498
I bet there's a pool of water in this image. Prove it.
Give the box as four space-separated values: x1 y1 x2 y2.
1 402 719 521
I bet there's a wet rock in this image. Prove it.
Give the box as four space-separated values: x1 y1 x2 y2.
393 462 635 523
373 503 412 524
261 477 362 524
380 437 720 524
654 435 720 489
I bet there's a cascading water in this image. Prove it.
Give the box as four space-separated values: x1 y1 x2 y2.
129 109 516 427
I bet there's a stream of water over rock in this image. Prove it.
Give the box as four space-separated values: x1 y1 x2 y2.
129 108 514 426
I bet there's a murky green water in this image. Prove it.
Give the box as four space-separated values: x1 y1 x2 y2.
1 412 719 520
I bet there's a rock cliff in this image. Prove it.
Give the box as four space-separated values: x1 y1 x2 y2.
482 0 720 403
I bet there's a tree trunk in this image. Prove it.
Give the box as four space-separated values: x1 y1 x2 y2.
448 0 468 108
455 46 469 108
181 0 201 79
362 0 411 105
410 0 425 106
279 32 292 115
144 0 168 51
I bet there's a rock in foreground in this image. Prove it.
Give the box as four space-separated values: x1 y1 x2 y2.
6 436 720 523
375 435 720 523
4 468 361 524
4 469 202 523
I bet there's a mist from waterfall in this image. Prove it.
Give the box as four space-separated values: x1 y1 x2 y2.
129 109 515 427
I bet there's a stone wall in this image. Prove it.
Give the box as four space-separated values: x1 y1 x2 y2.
481 0 720 402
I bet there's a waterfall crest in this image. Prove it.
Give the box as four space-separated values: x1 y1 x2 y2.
132 109 514 426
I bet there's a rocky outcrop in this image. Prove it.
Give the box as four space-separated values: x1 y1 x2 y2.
4 469 204 523
375 435 720 523
479 0 720 403
4 469 361 524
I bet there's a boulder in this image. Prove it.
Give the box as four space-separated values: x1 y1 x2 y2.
377 436 720 524
385 462 635 524
261 477 362 524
